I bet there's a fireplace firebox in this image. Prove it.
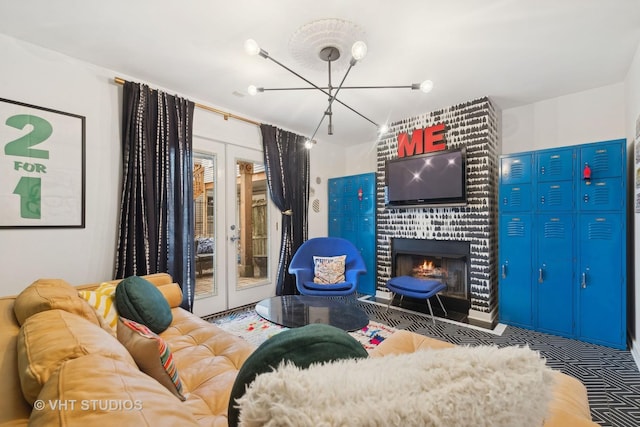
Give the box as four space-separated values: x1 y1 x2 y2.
391 238 471 315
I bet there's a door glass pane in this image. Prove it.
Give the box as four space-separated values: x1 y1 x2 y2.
236 160 269 290
194 152 216 298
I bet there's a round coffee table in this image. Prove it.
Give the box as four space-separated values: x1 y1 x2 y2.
255 295 369 332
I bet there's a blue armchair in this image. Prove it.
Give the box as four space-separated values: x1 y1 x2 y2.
288 237 366 296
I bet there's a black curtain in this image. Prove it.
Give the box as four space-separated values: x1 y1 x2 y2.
114 81 196 311
260 124 310 295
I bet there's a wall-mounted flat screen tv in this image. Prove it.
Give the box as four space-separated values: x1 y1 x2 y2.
385 148 466 207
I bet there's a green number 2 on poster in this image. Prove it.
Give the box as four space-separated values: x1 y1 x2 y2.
3 114 52 219
4 114 52 159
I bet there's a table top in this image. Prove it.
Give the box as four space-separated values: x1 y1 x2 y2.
255 295 369 332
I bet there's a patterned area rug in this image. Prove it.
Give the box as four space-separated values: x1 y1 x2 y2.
212 309 396 351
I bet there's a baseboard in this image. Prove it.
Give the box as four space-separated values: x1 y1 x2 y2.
468 308 498 329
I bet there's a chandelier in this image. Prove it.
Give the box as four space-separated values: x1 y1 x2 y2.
244 20 433 147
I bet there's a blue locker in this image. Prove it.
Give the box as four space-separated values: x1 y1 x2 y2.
358 173 375 194
358 174 376 216
328 178 341 195
342 176 357 194
328 173 377 296
328 196 341 215
500 154 532 184
328 216 342 236
358 216 376 295
500 184 532 212
537 148 574 181
536 214 574 336
577 213 625 348
499 139 626 349
579 178 623 211
579 140 624 178
498 214 533 328
537 181 574 211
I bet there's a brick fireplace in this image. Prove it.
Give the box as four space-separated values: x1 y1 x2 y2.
376 97 500 327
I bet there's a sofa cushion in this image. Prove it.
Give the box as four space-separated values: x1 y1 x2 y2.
78 282 118 333
117 317 185 400
237 345 555 427
115 275 172 334
13 278 105 327
29 354 199 426
228 323 368 427
313 255 346 284
17 309 135 405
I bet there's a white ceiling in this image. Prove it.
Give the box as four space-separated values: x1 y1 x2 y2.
0 0 639 146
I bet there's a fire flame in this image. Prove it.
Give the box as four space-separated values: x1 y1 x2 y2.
421 260 434 271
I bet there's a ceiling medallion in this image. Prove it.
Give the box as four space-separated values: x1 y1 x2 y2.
288 18 367 73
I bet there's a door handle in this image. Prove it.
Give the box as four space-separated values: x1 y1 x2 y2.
581 272 587 289
538 268 544 284
501 264 507 279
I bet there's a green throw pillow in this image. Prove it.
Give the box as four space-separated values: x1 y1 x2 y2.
227 323 368 427
115 275 172 334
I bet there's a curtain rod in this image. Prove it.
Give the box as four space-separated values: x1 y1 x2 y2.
114 77 261 126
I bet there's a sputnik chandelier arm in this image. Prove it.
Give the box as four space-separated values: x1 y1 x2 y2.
244 38 433 142
309 50 358 141
245 39 378 129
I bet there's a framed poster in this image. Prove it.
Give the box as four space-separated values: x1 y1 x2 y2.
0 98 85 228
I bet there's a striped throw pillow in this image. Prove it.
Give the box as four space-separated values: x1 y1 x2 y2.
78 282 118 332
117 317 185 400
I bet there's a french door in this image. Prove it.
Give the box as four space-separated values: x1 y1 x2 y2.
192 139 276 317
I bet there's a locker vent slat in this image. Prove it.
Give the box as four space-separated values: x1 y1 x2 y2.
547 187 565 206
544 221 566 239
587 221 613 240
509 191 522 207
548 158 565 177
591 150 610 173
593 185 610 206
507 221 525 237
510 163 524 179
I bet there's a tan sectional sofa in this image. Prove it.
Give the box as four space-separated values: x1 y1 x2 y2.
1 273 597 426
1 273 255 426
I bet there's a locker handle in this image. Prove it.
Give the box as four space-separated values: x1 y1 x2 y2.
581 272 587 289
501 264 507 279
538 268 543 284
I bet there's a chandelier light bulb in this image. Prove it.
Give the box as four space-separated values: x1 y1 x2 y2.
379 124 390 134
244 39 261 56
351 41 368 61
304 139 314 149
420 80 434 93
247 85 258 96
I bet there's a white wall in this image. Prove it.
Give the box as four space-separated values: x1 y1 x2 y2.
0 34 337 296
627 42 640 362
307 141 347 238
502 83 626 153
0 35 121 296
343 140 378 176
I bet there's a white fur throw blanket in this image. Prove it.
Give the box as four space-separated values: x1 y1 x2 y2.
236 345 554 427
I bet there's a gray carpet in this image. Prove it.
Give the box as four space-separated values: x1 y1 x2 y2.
205 296 640 427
